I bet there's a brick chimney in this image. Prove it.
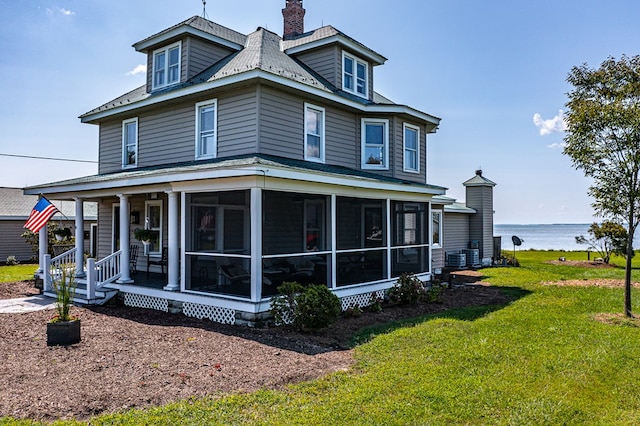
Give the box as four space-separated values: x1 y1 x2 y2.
282 0 305 40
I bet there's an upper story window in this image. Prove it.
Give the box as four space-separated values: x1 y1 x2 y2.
343 52 368 98
304 103 325 163
122 117 138 168
195 99 217 159
361 118 389 170
152 42 181 90
403 123 420 173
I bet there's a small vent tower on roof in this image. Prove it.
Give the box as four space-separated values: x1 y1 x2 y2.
282 0 305 40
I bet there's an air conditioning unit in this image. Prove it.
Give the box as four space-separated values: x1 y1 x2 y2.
447 253 466 268
463 249 480 267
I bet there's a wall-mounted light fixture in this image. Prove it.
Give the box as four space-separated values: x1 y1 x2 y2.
130 210 140 224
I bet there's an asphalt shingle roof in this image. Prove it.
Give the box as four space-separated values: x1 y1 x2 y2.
0 187 97 220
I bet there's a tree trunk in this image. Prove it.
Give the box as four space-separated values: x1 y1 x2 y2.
625 212 635 317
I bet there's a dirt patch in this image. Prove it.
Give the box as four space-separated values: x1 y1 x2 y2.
0 280 40 299
541 279 640 288
0 280 512 422
546 259 616 268
593 312 640 327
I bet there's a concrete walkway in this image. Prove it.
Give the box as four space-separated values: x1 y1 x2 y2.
0 295 56 314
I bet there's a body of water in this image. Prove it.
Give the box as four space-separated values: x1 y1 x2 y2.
495 224 591 251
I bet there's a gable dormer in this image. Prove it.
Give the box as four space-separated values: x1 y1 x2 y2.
282 26 386 102
132 16 247 93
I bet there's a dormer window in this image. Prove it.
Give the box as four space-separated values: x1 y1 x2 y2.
152 41 181 90
343 52 368 98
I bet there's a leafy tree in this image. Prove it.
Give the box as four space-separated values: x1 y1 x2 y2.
564 55 640 317
575 222 628 263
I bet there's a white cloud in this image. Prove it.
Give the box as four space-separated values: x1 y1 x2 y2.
126 64 147 76
533 110 567 136
546 142 566 150
46 7 76 16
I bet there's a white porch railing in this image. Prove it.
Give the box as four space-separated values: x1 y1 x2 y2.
44 247 78 292
43 248 123 301
85 250 122 300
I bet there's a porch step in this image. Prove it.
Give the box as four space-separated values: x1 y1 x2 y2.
43 280 119 306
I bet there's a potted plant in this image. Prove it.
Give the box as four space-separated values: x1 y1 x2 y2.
53 227 72 241
47 265 80 346
134 228 158 255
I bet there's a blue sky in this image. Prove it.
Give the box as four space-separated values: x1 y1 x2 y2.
1 0 639 224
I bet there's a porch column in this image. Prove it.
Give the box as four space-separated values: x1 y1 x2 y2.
37 225 48 275
117 193 133 284
164 191 180 291
74 197 86 278
250 187 262 302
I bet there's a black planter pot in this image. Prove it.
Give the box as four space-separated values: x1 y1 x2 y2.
47 319 81 346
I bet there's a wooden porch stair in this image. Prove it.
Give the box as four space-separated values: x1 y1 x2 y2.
43 279 119 306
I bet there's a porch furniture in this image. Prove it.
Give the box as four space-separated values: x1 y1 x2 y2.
129 244 139 275
147 247 168 275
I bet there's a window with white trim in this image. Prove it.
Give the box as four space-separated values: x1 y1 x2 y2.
343 52 368 98
122 118 138 168
304 103 325 162
432 210 442 248
361 118 389 169
403 123 420 172
195 99 217 159
145 200 163 255
152 42 181 90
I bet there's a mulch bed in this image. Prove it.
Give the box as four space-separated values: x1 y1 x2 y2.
0 277 510 422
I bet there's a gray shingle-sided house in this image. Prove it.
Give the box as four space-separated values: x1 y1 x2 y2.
0 187 97 262
25 1 496 325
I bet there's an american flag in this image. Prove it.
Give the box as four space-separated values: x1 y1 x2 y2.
24 197 59 233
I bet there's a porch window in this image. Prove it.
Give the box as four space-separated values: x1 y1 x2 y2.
403 123 420 172
145 200 163 255
304 103 325 163
122 118 138 168
391 202 429 277
152 41 181 90
361 119 388 169
195 99 217 159
184 191 251 298
432 210 442 248
336 197 387 287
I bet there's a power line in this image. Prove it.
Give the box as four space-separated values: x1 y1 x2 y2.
0 153 98 164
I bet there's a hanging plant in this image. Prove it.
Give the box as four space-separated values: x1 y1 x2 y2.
134 228 158 244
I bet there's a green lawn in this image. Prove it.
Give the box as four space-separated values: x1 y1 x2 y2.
4 251 640 425
0 264 37 283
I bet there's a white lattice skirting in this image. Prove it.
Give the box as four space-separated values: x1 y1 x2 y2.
183 302 236 325
123 293 169 312
340 290 385 311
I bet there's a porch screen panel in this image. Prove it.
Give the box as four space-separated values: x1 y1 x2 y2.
185 190 251 298
335 197 386 287
391 201 430 276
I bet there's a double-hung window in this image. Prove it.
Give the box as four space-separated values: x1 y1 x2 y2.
343 52 368 98
122 118 138 168
195 99 217 159
304 103 325 162
361 118 389 169
403 123 420 172
152 42 181 90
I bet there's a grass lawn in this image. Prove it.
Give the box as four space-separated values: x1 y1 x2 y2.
5 251 640 425
0 264 38 283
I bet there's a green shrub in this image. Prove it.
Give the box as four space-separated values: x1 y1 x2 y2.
270 281 305 326
270 282 341 330
388 273 426 304
368 292 384 312
5 256 19 266
295 284 342 330
425 282 445 303
343 303 363 318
